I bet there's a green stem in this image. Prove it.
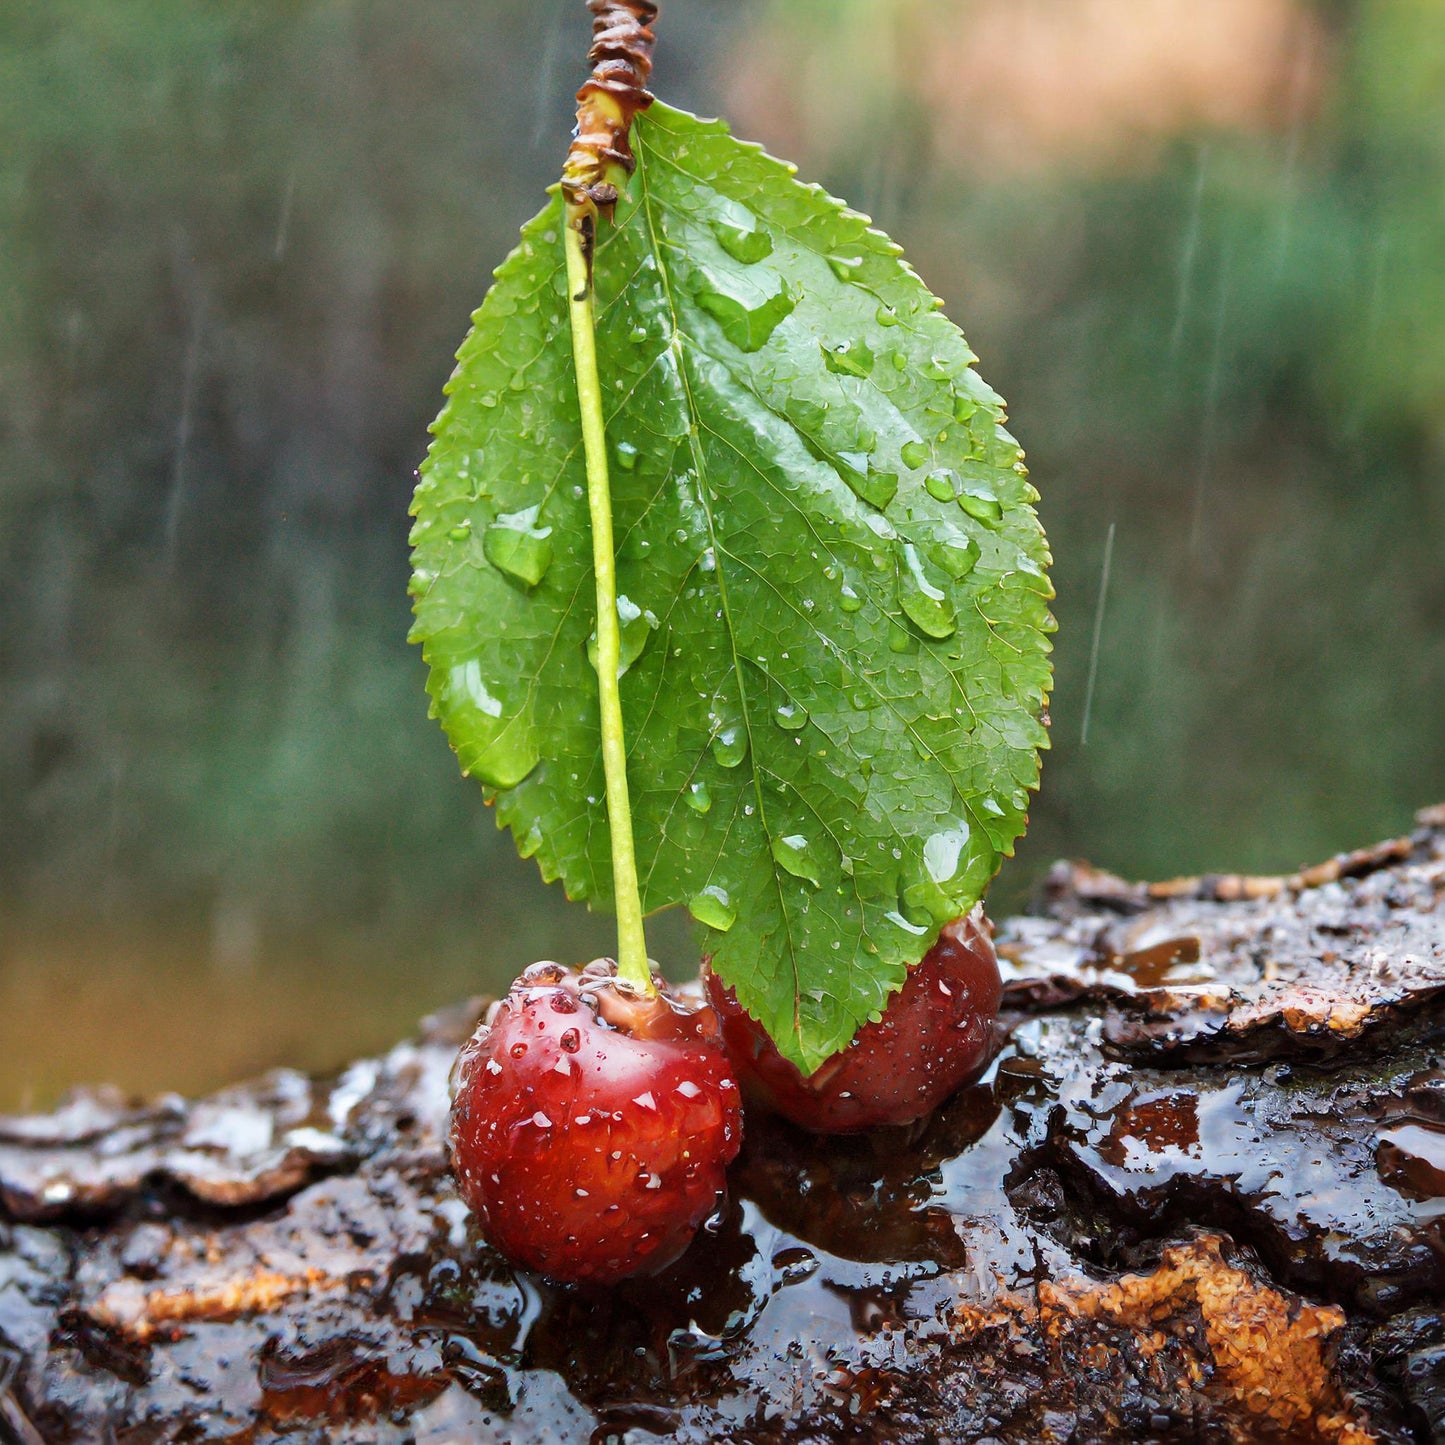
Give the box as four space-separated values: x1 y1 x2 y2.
563 204 652 993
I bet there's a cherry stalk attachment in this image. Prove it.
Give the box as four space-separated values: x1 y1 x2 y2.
559 1 660 995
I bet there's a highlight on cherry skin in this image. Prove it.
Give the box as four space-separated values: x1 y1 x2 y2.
448 959 743 1286
704 909 1003 1134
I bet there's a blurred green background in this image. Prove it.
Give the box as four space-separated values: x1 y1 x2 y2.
2 0 1441 1107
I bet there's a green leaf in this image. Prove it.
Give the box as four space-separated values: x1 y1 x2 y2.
409 103 1053 1072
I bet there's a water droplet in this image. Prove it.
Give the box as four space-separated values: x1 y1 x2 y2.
897 542 957 639
891 350 908 371
712 723 748 768
615 441 640 470
821 339 874 377
479 392 498 408
510 1042 528 1058
690 884 736 932
827 253 864 282
692 271 796 351
791 398 829 433
929 525 980 580
772 1246 820 1284
888 622 916 655
440 659 540 788
952 394 978 424
560 1028 581 1053
875 305 899 328
923 823 971 884
686 779 712 814
926 468 960 503
587 595 659 678
628 324 648 344
839 576 864 612
712 217 774 264
959 487 1004 525
836 455 897 510
981 796 1006 816
772 834 822 886
900 439 930 470
885 910 930 937
484 505 553 587
447 519 473 541
774 699 808 730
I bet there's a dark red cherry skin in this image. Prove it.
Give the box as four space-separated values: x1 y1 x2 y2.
449 960 743 1285
705 910 1002 1134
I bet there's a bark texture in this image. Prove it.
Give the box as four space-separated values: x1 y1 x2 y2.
2 808 1443 1442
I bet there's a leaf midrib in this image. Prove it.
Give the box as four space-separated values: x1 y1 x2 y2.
632 126 807 1039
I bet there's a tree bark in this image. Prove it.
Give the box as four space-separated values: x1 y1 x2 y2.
3 808 1443 1442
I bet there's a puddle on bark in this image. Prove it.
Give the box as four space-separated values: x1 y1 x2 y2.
3 817 1443 1441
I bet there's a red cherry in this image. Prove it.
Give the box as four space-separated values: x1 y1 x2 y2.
449 960 743 1285
705 911 1001 1134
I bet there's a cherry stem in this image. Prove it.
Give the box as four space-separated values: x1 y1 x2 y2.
563 204 652 994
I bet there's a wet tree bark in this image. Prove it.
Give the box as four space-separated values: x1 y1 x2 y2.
2 808 1443 1443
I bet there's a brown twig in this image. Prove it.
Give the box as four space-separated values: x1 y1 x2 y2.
560 1 659 233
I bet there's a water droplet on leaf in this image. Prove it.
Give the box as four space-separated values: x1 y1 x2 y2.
959 487 1004 525
897 542 957 638
791 398 829 433
711 724 748 768
712 217 774 264
900 440 930 470
615 441 640 470
885 909 929 937
440 659 540 789
484 506 553 587
587 594 659 678
690 885 736 932
685 779 712 814
923 823 972 884
822 339 874 377
926 468 960 503
928 524 980 580
836 454 897 510
692 270 796 351
774 699 808 730
772 834 822 886
827 253 863 282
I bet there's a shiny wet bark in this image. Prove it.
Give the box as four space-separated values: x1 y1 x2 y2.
2 810 1442 1442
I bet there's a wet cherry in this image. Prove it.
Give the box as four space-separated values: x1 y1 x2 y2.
449 960 743 1285
705 910 1002 1134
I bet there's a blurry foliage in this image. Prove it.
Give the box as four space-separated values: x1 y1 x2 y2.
0 0 1441 1082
